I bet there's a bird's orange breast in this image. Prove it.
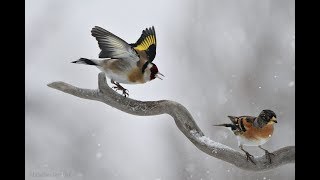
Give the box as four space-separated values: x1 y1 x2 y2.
241 120 274 140
128 67 145 83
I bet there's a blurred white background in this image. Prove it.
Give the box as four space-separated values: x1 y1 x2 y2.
25 0 295 179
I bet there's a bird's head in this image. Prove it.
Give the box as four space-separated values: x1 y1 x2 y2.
143 62 164 81
258 109 277 125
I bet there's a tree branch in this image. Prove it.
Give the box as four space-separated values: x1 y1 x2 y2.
47 72 295 171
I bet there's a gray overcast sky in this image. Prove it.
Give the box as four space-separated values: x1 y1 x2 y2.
26 0 294 179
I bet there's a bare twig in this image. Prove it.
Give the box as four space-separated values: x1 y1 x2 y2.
47 72 295 171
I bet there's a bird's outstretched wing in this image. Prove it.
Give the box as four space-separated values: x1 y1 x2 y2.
130 26 157 63
91 26 139 62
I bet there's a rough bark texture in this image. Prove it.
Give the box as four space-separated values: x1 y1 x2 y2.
47 72 295 171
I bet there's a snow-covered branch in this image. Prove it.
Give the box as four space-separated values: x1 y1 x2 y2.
47 72 295 171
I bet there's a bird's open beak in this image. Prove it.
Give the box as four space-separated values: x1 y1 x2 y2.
155 72 165 80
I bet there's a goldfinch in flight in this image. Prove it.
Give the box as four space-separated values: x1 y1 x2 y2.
214 109 277 164
72 26 164 97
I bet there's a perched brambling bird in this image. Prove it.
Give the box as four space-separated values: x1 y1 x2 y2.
72 26 164 97
214 109 277 164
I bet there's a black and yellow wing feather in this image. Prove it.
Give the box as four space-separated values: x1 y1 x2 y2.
131 26 157 62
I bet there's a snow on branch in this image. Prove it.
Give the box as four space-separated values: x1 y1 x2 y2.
47 72 295 171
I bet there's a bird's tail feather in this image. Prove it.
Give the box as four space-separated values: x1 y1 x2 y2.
213 123 233 127
72 58 99 66
213 123 237 131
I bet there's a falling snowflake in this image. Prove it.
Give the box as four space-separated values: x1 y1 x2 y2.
288 81 295 87
96 152 102 159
